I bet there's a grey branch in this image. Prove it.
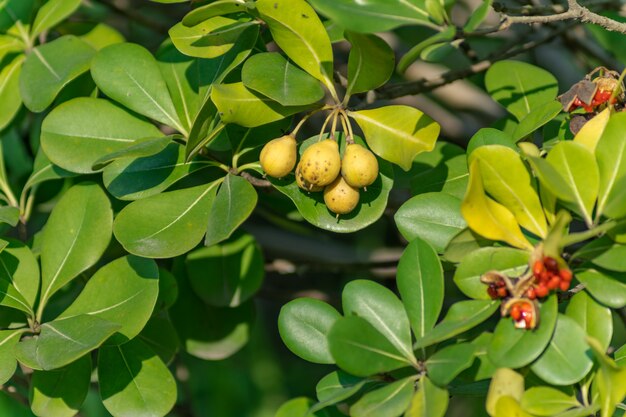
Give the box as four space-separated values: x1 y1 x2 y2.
502 0 626 34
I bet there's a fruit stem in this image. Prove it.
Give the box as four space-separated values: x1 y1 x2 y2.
338 110 355 143
318 110 336 142
608 67 626 110
329 110 339 140
292 105 333 138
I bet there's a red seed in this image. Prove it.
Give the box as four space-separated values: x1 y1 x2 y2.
535 284 549 298
548 276 560 290
533 260 544 277
540 271 550 283
544 257 558 272
560 280 570 291
526 287 537 300
497 287 508 298
510 304 522 321
559 269 573 282
487 286 498 299
523 312 533 329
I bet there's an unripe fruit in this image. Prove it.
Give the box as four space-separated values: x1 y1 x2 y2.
295 161 323 192
324 176 360 215
299 139 341 187
341 143 379 188
260 135 297 178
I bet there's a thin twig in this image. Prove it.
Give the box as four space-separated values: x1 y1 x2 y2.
240 171 272 188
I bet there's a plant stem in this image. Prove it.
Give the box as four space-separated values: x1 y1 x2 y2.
562 220 618 247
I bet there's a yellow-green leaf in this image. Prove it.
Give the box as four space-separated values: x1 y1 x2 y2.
574 108 610 152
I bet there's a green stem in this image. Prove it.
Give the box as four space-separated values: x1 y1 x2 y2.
0 178 18 208
562 220 618 247
237 162 262 173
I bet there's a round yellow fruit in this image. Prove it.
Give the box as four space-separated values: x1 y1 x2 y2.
341 143 379 188
299 139 341 187
260 135 297 178
324 176 360 215
295 161 323 192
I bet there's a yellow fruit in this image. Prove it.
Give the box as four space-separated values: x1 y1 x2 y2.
324 176 360 215
260 135 297 178
341 143 379 188
295 161 323 192
299 139 341 187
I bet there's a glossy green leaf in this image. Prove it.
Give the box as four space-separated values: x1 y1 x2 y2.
20 36 95 112
349 105 440 171
76 22 125 50
39 183 113 313
329 315 410 376
485 60 559 121
0 206 18 226
395 193 467 253
396 237 444 339
413 300 498 349
350 377 415 417
495 396 532 417
410 142 468 199
587 337 626 417
346 32 394 95
187 232 264 307
103 142 211 201
404 376 448 417
16 315 120 371
31 0 81 36
182 0 249 26
466 128 516 156
454 247 530 300
275 397 330 417
0 0 35 32
29 355 91 417
114 181 219 258
531 315 593 385
0 54 23 131
256 0 334 88
397 26 454 74
575 237 626 272
0 329 25 385
212 82 309 128
41 97 162 174
342 279 416 364
242 52 324 106
98 338 176 417
471 332 497 381
59 256 159 342
138 316 179 365
574 268 626 309
205 174 258 247
520 387 579 416
486 368 524 416
596 112 626 217
23 149 75 192
461 161 533 250
426 343 476 386
91 42 185 133
308 0 431 33
170 16 257 60
512 101 562 141
469 145 547 237
565 291 612 351
615 345 625 367
314 371 369 411
464 0 493 31
0 239 39 315
487 295 557 368
92 135 173 170
278 297 340 364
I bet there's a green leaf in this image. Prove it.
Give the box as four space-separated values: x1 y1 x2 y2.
91 43 185 134
212 82 309 128
23 149 75 192
405 377 448 417
0 206 19 226
20 36 95 113
29 355 91 417
485 60 559 121
0 391 36 417
349 105 440 171
454 247 530 300
394 193 467 253
342 280 416 364
58 256 159 342
41 97 162 174
138 316 179 365
469 145 547 237
31 0 81 36
92 135 173 170
182 0 250 26
397 26 455 74
565 291 612 352
461 161 533 250
114 181 219 259
426 343 476 386
520 387 579 416
256 0 334 90
0 329 25 385
39 183 113 314
314 371 369 411
413 300 499 349
575 268 626 309
16 315 120 371
0 239 39 314
575 238 626 272
596 112 626 217
308 0 431 33
187 232 264 307
487 295 557 368
169 16 257 60
205 174 258 247
0 53 23 130
486 369 524 417
531 315 593 385
512 100 562 142
346 32 394 95
103 142 211 201
242 52 324 107
77 22 125 50
587 337 626 417
466 128 516 156
350 377 415 417
275 397 330 417
464 0 493 32
410 141 468 199
98 338 176 417
278 298 340 364
396 237 444 339
328 315 410 377
0 0 35 32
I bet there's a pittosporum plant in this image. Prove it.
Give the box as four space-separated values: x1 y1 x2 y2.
0 0 624 416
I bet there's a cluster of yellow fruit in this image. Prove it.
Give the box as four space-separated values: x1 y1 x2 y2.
260 134 379 216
